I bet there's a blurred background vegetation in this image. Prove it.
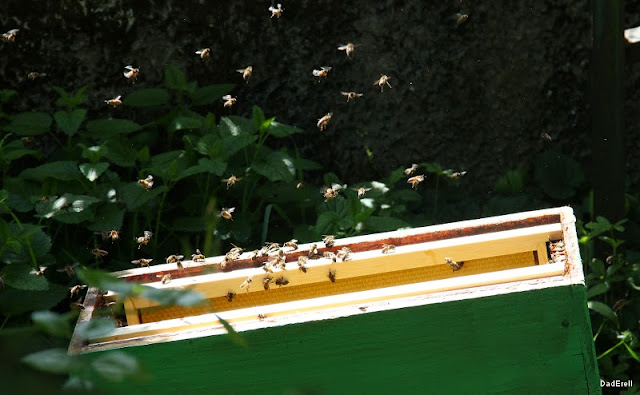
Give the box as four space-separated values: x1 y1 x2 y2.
1 0 639 392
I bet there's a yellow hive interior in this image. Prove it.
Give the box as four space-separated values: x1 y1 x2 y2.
138 251 536 324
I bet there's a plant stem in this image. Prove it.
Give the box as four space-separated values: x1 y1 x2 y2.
153 189 169 256
0 315 10 331
597 339 625 360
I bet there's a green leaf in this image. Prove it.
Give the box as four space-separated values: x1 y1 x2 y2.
534 150 585 200
0 189 7 203
252 106 265 129
588 301 618 326
79 162 109 182
119 183 168 210
165 64 187 91
22 348 77 374
0 283 68 314
32 310 72 338
123 88 170 107
196 134 221 157
0 140 40 163
495 169 526 195
315 211 341 235
87 204 125 232
364 216 410 232
140 287 205 307
268 121 304 137
53 86 88 109
252 148 296 182
190 84 235 106
85 119 141 139
137 146 150 164
168 116 202 133
6 112 52 136
91 352 144 382
1 263 49 291
0 89 17 103
219 116 257 137
54 109 86 136
0 223 51 263
221 134 258 159
35 194 101 222
216 315 248 348
79 143 108 163
103 137 137 167
75 317 117 340
20 161 81 181
586 282 610 299
77 268 135 295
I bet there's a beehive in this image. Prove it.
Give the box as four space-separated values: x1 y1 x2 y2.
69 207 600 394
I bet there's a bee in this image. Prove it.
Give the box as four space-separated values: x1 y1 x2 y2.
359 306 367 312
69 284 88 299
296 182 304 189
612 299 628 312
105 95 122 107
195 48 211 59
382 244 396 254
456 13 469 26
104 230 120 242
352 187 371 198
123 65 140 82
222 175 241 189
312 66 332 79
236 66 253 83
192 248 205 262
275 276 289 287
240 276 253 291
322 235 336 248
226 291 236 302
337 43 355 58
229 243 244 255
265 242 281 253
328 269 337 283
222 94 237 108
92 248 109 258
250 250 259 263
341 91 363 102
449 171 467 179
445 257 463 272
166 254 185 266
268 3 284 18
257 313 267 321
21 137 36 146
29 266 47 276
540 132 553 141
373 75 392 92
262 262 274 274
336 247 352 261
297 256 309 273
263 276 273 290
317 113 333 131
138 175 154 190
308 243 318 258
70 302 86 311
136 231 153 249
404 164 419 176
323 251 337 263
284 239 298 251
258 245 271 257
220 207 235 221
161 274 172 284
407 174 425 189
27 72 46 80
2 29 19 43
57 263 80 278
321 184 341 201
131 258 153 268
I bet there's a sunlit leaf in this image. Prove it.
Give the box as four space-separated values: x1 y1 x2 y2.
22 348 77 374
252 147 295 182
588 301 618 326
79 162 109 182
168 116 203 133
586 282 610 299
32 310 73 338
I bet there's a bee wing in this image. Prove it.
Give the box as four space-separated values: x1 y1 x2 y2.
228 207 236 213
338 45 347 50
322 66 332 71
373 79 380 85
331 183 342 191
236 68 246 73
222 95 232 100
144 230 153 238
341 92 350 96
312 69 322 76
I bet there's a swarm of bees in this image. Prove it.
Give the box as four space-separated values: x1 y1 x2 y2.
374 75 392 92
138 175 154 190
2 29 19 43
123 65 140 82
337 43 355 58
136 231 153 249
195 48 211 59
236 66 252 83
105 95 122 107
268 3 284 18
220 207 236 221
317 113 332 131
222 95 237 108
341 91 363 102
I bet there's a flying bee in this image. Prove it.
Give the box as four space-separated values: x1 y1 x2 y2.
226 291 236 302
445 257 463 272
236 66 253 83
284 239 298 251
312 66 332 79
2 29 19 43
161 274 172 284
323 251 337 263
166 254 185 265
123 65 140 82
337 43 355 58
57 263 80 278
104 95 122 107
341 91 364 102
297 256 309 273
407 174 425 189
138 175 154 190
352 187 371 198
92 248 109 258
321 184 341 201
268 3 284 18
220 207 235 221
263 276 273 290
27 72 46 80
257 313 267 321
296 182 304 189
222 175 241 189
322 235 336 248
192 248 205 262
404 164 419 176
540 132 553 141
131 258 153 268
308 243 318 258
102 230 120 242
337 247 352 261
69 284 88 299
317 112 333 131
222 94 237 108
449 171 467 179
328 269 337 283
456 13 469 26
382 244 396 254
195 48 211 59
240 276 253 291
373 75 392 92
136 231 153 249
275 276 289 287
30 266 47 276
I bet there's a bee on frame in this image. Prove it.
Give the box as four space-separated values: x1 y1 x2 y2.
382 244 396 254
445 257 463 272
